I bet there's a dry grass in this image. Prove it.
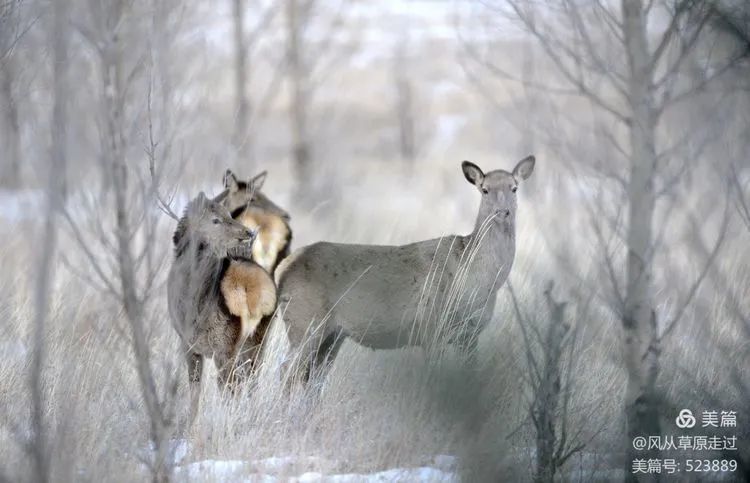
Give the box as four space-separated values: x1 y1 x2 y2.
0 154 747 482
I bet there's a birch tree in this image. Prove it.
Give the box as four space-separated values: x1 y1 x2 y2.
464 1 745 479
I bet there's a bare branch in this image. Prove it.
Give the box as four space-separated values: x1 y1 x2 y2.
731 164 750 231
649 0 695 73
0 12 39 66
505 0 630 123
459 33 593 98
658 49 747 111
563 0 629 95
145 74 180 222
659 193 731 341
593 0 623 42
246 0 281 51
507 282 541 383
62 208 122 297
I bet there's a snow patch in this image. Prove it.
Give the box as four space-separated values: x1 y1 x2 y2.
0 189 44 223
140 438 192 469
0 341 27 360
174 460 254 482
294 467 456 482
172 457 457 482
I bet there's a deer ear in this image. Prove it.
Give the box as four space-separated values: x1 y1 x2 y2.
462 161 484 186
513 155 535 180
250 170 267 191
224 169 239 192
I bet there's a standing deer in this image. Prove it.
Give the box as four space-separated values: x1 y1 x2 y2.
276 156 535 382
215 170 292 274
168 193 277 423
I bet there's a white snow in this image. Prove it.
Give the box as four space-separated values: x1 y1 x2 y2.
171 457 457 482
294 467 456 482
0 341 27 359
174 460 255 482
0 189 44 223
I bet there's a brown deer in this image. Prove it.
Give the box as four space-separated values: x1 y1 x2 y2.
275 156 535 383
215 170 292 274
168 193 276 423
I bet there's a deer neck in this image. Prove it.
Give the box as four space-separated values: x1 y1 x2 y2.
466 204 516 278
180 245 226 299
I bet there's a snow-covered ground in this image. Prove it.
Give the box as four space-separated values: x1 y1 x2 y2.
140 440 457 482
164 445 456 482
174 460 455 483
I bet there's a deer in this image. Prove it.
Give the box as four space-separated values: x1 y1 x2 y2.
214 170 292 274
167 193 277 423
274 156 535 383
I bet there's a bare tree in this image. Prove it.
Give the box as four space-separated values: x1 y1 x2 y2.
285 0 310 193
0 1 25 188
728 165 750 479
463 1 745 479
232 0 250 160
509 282 585 482
64 1 185 480
518 9 537 158
285 0 357 201
393 28 415 162
230 0 279 162
26 2 70 481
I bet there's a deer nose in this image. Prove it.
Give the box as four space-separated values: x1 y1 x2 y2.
247 228 257 239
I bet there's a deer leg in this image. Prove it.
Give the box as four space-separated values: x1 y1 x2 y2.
310 329 346 383
186 352 203 426
220 312 262 395
231 312 262 384
280 336 318 393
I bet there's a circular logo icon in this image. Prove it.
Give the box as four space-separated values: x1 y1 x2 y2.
676 409 696 429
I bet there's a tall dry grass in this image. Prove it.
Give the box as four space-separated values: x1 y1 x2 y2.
0 155 746 481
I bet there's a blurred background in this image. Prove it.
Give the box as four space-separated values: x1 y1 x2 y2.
0 0 748 481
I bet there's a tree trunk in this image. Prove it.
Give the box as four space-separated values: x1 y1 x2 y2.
232 0 252 161
394 39 415 162
519 11 536 158
533 288 570 483
622 0 661 480
396 73 415 161
286 0 312 199
28 4 71 481
1 53 21 188
102 4 169 480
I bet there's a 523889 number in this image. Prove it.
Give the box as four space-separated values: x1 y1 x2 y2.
685 460 737 472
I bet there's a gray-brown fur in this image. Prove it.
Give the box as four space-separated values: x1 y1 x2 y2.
167 192 268 423
276 156 536 382
214 169 292 274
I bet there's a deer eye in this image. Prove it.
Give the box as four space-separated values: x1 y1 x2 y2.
481 187 489 194
512 186 517 193
212 218 220 224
